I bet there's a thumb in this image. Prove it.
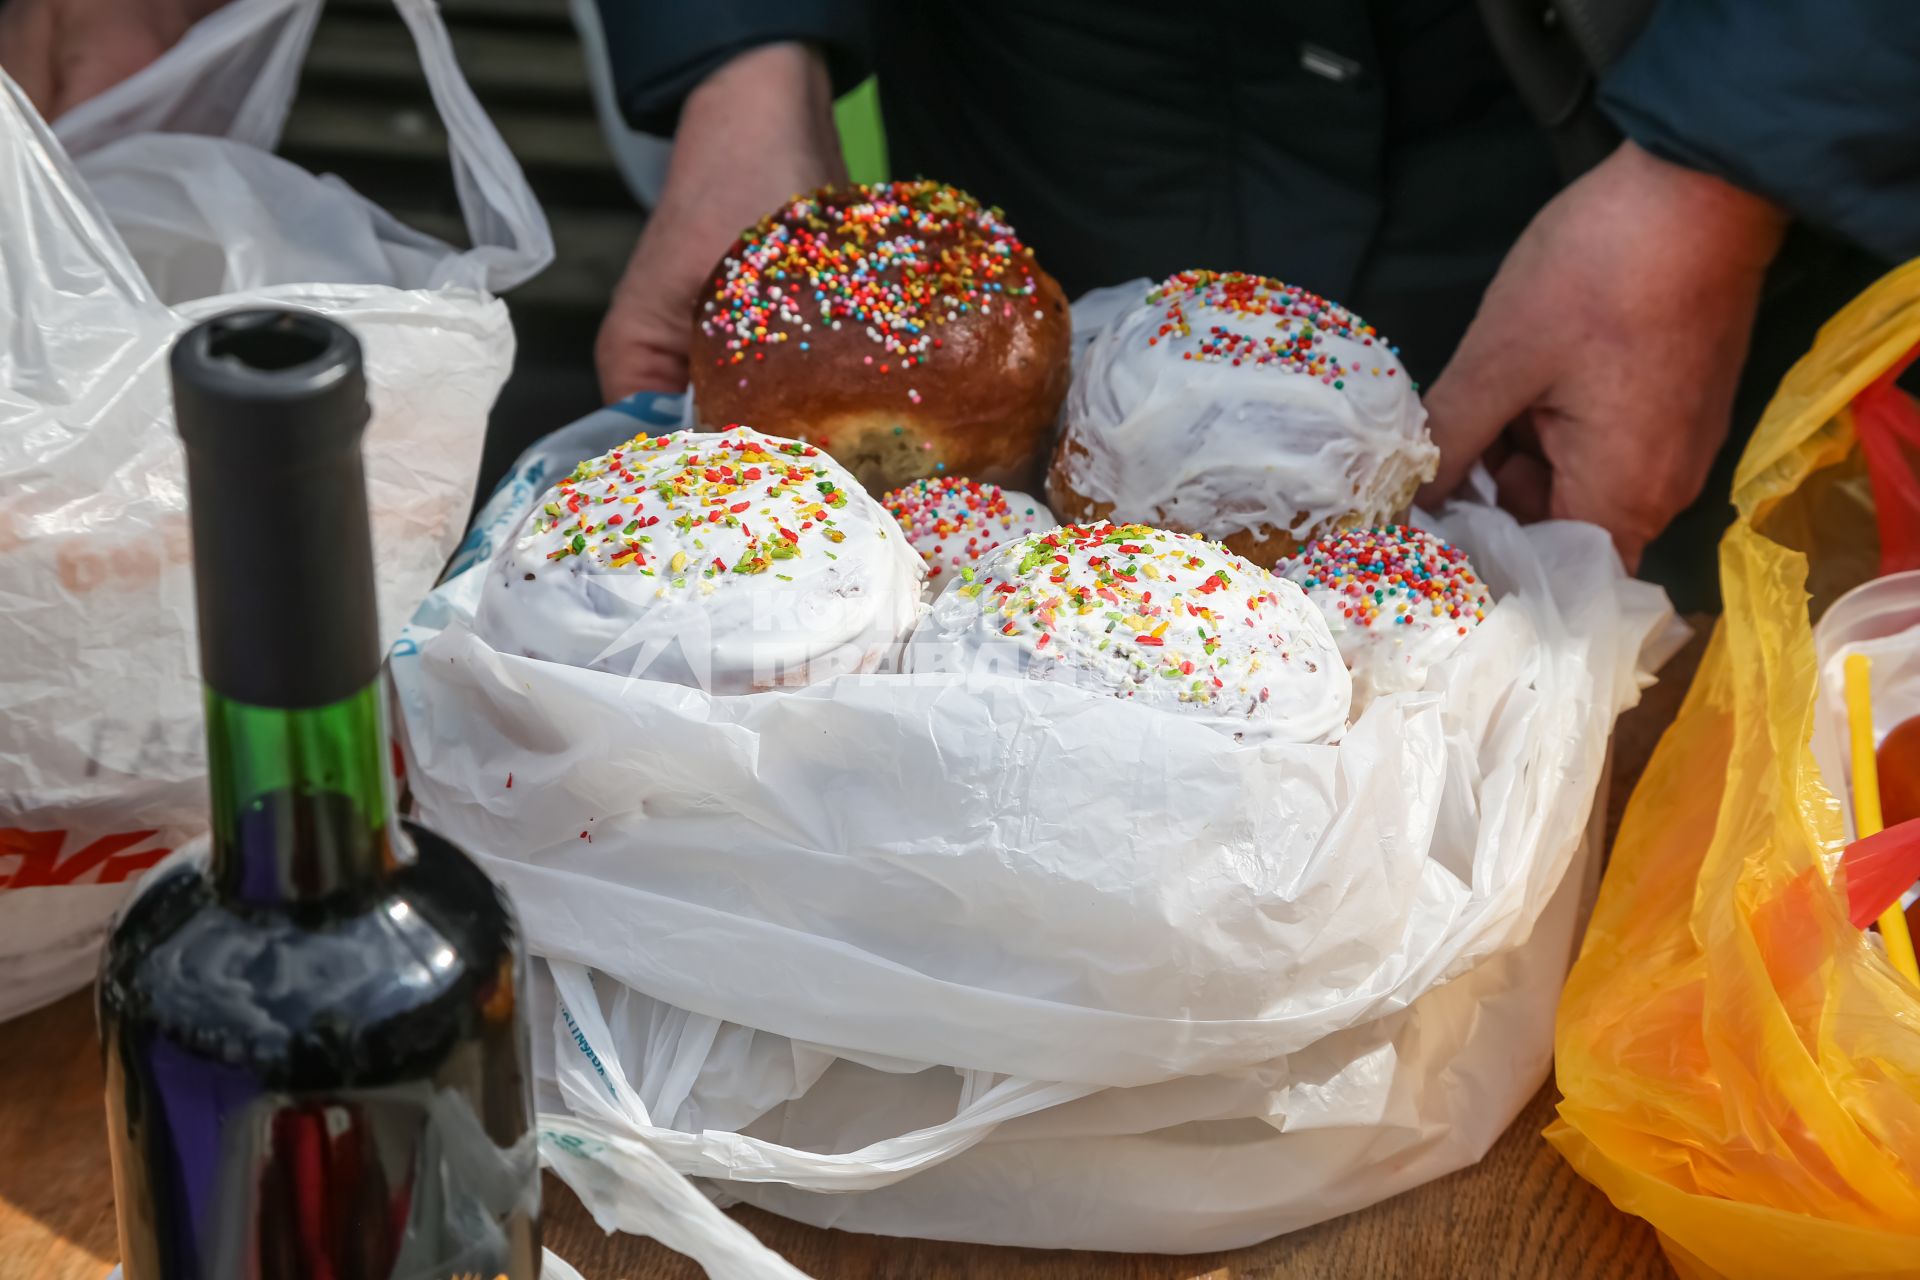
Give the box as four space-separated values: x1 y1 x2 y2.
595 271 695 403
595 329 689 405
1415 299 1553 509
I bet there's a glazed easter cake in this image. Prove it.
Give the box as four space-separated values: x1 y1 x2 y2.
1050 271 1438 566
907 521 1350 743
690 180 1071 494
474 424 921 692
1281 524 1494 712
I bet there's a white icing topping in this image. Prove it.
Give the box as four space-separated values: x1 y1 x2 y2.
1057 272 1437 541
1279 525 1492 713
907 522 1350 743
475 426 922 691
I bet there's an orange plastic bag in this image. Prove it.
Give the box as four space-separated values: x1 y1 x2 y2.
1549 261 1920 1280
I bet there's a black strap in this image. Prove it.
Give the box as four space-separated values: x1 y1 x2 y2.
1557 0 1660 70
1476 0 1658 177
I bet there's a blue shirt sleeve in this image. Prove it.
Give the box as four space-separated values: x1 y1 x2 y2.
1598 0 1920 262
594 0 871 136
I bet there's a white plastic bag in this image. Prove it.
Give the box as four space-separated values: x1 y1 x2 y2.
1812 571 1920 837
539 816 1594 1250
0 0 551 1023
394 390 1683 1252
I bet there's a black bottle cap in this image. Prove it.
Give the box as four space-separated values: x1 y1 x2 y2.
171 311 381 708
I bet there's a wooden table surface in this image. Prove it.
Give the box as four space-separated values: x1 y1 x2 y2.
0 626 1707 1280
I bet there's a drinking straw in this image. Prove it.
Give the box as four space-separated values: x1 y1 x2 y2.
1845 652 1920 985
1840 819 1920 928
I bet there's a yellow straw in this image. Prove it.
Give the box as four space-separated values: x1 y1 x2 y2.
1845 652 1920 985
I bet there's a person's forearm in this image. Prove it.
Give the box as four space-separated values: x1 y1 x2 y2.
596 42 848 399
654 41 846 233
1603 141 1787 278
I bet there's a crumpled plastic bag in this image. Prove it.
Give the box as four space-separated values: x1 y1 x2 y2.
393 384 1680 1252
0 0 551 1022
1549 260 1920 1280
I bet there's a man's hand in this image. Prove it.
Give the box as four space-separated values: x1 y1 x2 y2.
1416 141 1788 569
0 0 224 120
595 42 847 402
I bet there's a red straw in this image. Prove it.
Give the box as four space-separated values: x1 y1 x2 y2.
1842 816 1920 929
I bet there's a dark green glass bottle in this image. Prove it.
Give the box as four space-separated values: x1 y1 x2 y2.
98 310 540 1279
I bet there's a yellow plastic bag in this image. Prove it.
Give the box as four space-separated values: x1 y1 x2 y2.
1549 261 1920 1280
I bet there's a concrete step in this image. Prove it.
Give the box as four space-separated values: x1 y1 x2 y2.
304 13 591 106
288 0 637 497
283 93 609 170
401 206 639 312
328 0 572 26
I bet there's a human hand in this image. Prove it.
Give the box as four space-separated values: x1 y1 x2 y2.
1416 141 1788 569
0 0 225 119
595 42 847 402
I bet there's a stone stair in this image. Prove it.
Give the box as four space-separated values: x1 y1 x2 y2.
283 0 645 499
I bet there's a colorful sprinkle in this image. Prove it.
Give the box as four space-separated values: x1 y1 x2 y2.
1279 525 1492 706
1141 270 1408 388
1282 525 1489 634
699 181 1044 406
920 521 1347 738
882 476 1056 580
518 425 855 587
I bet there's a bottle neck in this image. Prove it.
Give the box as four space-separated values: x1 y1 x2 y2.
207 679 397 907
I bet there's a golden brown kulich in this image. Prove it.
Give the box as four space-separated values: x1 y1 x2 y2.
689 180 1070 494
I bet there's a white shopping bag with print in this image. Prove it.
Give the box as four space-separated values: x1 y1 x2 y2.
0 0 550 1022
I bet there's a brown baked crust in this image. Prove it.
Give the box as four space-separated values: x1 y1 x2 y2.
1048 435 1340 568
689 181 1070 495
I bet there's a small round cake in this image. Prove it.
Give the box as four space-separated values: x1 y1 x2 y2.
475 425 921 692
1049 271 1438 566
882 475 1055 590
689 180 1071 495
1279 525 1492 710
907 522 1350 743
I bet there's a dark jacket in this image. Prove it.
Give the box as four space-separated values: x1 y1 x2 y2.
1601 0 1920 267
598 0 1919 380
599 0 1559 385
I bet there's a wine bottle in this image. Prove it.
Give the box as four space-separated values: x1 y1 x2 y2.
98 310 540 1279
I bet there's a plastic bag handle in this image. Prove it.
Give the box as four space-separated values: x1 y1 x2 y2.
0 73 158 312
540 1121 816 1280
543 960 1098 1194
52 0 552 294
391 0 553 292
